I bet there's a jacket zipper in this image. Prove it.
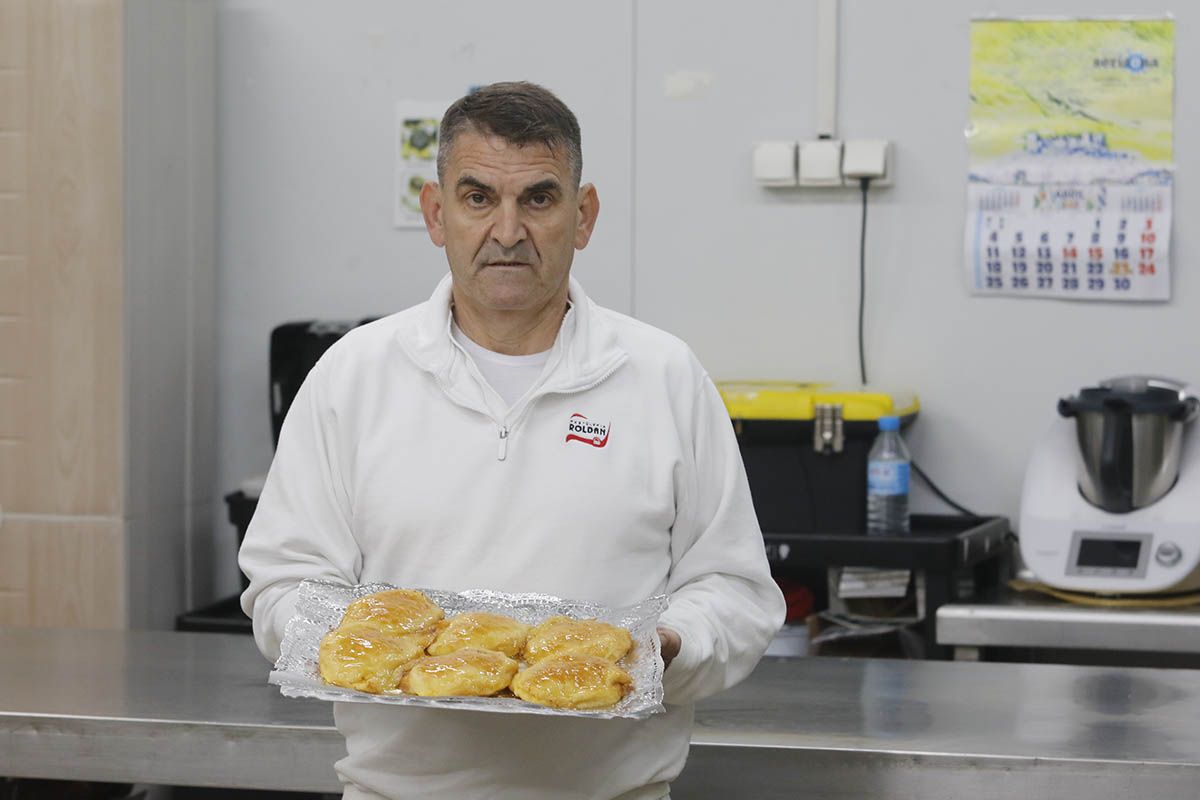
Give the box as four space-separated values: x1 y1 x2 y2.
497 426 509 461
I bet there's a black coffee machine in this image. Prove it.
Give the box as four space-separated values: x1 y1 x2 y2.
175 318 373 632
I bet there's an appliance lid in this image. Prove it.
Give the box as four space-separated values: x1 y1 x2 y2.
1058 379 1198 421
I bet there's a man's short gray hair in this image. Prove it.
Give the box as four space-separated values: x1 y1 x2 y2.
437 81 583 188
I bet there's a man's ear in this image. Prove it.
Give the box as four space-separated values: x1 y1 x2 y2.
420 180 446 247
574 183 600 250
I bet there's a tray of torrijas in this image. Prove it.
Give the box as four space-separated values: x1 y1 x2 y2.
269 579 668 719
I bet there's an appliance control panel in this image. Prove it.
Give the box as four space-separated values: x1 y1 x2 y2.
1066 530 1153 578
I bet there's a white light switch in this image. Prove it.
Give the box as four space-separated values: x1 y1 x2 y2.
753 141 798 187
798 139 843 187
842 139 891 185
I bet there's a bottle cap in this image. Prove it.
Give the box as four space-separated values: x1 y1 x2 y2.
878 416 900 431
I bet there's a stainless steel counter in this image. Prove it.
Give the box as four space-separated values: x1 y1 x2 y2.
4 627 1200 798
1 627 343 792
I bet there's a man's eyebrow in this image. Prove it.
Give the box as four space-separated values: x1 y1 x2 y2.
456 175 494 194
522 179 562 195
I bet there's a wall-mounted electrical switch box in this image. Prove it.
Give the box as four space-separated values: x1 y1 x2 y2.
753 141 798 187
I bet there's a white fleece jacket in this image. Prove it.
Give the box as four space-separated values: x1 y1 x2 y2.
239 274 785 800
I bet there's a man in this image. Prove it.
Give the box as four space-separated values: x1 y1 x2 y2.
240 81 784 800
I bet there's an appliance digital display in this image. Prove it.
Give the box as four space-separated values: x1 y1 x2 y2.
1076 538 1143 569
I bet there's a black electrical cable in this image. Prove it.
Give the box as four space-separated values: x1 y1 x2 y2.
911 460 980 518
856 176 981 519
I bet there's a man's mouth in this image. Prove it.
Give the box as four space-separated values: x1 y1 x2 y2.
485 261 529 267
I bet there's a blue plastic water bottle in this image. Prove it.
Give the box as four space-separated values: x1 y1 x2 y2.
866 416 911 535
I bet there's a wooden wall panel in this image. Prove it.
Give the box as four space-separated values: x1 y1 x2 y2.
0 317 27 376
0 256 27 314
0 517 30 625
0 517 125 628
0 0 32 524
0 0 128 630
0 70 26 130
0 1 29 71
7 0 124 516
0 375 27 439
0 442 21 519
0 195 28 256
0 0 30 516
0 132 26 192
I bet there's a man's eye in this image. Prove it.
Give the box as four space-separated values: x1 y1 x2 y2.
529 193 552 207
467 192 488 205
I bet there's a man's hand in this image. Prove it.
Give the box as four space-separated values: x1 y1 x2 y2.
658 627 681 670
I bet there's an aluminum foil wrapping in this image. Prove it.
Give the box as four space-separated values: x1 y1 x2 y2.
269 579 668 719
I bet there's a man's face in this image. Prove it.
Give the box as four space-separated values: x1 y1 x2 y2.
420 130 599 316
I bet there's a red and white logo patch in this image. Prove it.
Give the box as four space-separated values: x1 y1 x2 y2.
565 413 611 448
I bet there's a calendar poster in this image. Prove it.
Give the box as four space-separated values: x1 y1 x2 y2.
965 18 1174 301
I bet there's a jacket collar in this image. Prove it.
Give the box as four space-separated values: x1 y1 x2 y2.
397 273 627 394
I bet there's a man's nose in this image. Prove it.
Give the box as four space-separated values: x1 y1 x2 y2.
491 199 527 249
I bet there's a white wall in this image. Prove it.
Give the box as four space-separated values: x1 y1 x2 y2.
634 0 1198 523
212 0 1198 596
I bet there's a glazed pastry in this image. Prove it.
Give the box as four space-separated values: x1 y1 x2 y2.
510 654 633 710
426 611 530 659
399 647 519 697
339 589 444 636
523 616 633 664
318 623 435 694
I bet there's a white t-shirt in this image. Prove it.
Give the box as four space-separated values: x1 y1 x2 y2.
452 321 552 408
